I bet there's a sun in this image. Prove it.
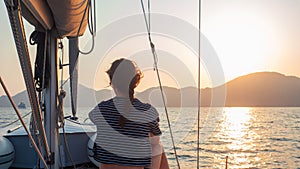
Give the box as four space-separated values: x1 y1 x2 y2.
203 4 281 82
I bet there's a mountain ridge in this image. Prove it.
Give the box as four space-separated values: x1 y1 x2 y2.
1 71 300 107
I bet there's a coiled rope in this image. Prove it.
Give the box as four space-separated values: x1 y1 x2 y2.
76 0 97 55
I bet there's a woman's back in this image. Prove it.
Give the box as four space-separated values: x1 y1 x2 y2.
89 58 168 168
89 97 161 167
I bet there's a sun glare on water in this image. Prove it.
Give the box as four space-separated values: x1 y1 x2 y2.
223 107 251 140
215 107 259 168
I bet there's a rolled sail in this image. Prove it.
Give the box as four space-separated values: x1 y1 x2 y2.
21 0 89 38
46 0 89 38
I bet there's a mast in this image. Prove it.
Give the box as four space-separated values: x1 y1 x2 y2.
44 30 59 169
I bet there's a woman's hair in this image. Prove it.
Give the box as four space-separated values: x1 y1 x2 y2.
106 58 142 127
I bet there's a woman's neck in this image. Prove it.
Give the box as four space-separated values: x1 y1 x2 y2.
114 88 126 97
113 87 135 100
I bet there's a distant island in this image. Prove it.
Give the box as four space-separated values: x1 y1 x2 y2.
1 72 300 107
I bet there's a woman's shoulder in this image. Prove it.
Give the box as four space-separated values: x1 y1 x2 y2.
133 98 158 115
98 98 114 107
95 99 116 113
133 98 152 108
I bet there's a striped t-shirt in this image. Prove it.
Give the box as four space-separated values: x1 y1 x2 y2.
89 97 162 166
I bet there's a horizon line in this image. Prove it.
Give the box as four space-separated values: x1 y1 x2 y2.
1 71 297 97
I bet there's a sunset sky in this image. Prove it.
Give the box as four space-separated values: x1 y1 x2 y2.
1 0 300 96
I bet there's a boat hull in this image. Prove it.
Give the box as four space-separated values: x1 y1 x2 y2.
4 124 95 168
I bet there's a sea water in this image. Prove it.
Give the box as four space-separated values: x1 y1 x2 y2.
1 107 299 169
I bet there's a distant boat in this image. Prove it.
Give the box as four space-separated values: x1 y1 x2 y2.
17 102 26 109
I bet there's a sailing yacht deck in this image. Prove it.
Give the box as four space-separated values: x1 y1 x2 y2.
5 121 95 168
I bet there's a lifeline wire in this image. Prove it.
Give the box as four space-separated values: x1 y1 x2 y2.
140 0 181 168
0 111 31 128
197 0 202 168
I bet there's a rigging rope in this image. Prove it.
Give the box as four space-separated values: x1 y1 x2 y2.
140 1 181 168
58 41 78 169
197 1 202 168
0 76 49 169
62 124 77 169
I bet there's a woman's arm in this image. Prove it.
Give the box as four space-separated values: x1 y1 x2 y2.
148 133 170 169
159 151 170 169
149 133 162 169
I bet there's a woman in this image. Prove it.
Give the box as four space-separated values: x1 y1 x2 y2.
89 58 169 169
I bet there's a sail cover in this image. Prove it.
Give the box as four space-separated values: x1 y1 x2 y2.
22 0 89 38
22 0 53 30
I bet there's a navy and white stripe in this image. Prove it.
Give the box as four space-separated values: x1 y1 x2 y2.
89 97 161 166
